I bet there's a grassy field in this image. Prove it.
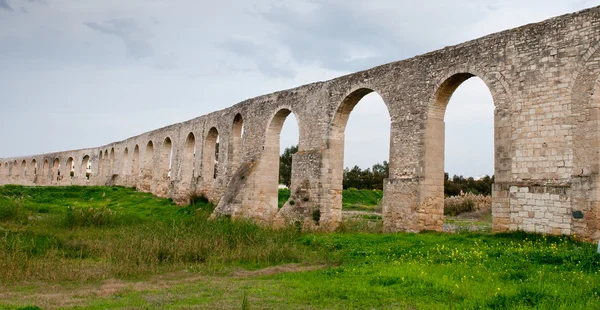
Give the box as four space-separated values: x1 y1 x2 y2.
1 185 600 309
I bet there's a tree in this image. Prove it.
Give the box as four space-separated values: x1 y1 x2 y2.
279 145 298 187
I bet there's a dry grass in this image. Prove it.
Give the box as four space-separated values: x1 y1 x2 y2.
444 193 492 216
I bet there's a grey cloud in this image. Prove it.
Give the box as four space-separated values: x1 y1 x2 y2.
257 1 486 72
219 38 295 78
0 0 13 11
84 18 154 59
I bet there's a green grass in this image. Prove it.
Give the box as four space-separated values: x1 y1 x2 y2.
342 188 383 211
1 185 600 309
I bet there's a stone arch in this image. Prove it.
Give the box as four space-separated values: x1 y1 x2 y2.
258 108 300 218
423 70 512 232
140 141 154 191
42 159 49 182
66 157 74 179
202 127 220 185
12 160 18 177
53 158 60 182
81 155 91 180
229 113 244 173
181 132 196 186
570 45 600 241
122 147 129 176
98 151 104 178
160 137 173 178
103 150 109 177
21 160 27 179
131 145 140 179
109 148 115 177
326 87 391 228
0 162 4 179
31 159 37 181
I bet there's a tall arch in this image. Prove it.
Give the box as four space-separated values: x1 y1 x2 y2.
259 108 300 216
109 148 115 177
30 159 37 182
328 88 391 227
122 147 129 176
98 151 104 178
53 158 60 182
131 145 140 182
81 155 91 180
229 114 244 173
181 132 196 186
12 160 19 178
423 72 509 232
42 159 49 183
21 160 27 180
160 137 173 179
140 141 154 191
66 157 74 179
202 127 219 185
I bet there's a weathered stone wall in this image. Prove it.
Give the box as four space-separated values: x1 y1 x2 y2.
2 6 600 242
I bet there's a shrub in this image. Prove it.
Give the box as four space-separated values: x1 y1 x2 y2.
444 193 491 216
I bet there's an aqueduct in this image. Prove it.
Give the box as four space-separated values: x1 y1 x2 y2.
2 7 600 241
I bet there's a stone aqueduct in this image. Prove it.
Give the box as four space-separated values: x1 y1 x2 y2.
2 7 600 241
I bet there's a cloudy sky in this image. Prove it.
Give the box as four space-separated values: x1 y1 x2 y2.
1 0 598 177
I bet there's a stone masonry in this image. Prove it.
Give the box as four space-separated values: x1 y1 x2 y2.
2 7 600 242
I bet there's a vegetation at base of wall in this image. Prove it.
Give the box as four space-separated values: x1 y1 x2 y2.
278 188 290 208
444 193 492 216
1 185 600 309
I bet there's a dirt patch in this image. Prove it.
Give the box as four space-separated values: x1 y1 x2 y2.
0 263 326 309
231 264 326 277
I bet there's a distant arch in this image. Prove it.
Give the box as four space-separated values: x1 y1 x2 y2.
31 159 37 179
131 145 140 178
229 113 244 173
202 127 219 183
66 157 74 178
81 155 91 180
140 141 154 191
53 158 60 182
181 132 196 185
21 160 27 179
109 148 115 177
160 137 173 179
12 160 18 177
258 108 300 215
122 147 129 176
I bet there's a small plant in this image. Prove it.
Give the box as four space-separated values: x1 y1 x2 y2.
241 292 250 310
312 208 321 224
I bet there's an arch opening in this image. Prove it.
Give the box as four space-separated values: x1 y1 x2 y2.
261 109 299 213
141 141 154 191
160 137 173 179
53 158 60 181
82 155 91 180
182 133 196 185
21 160 27 179
331 89 391 226
66 157 74 178
426 73 495 231
109 148 115 177
31 159 37 177
12 160 18 177
122 147 129 176
202 128 220 183
229 114 244 173
131 145 140 180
